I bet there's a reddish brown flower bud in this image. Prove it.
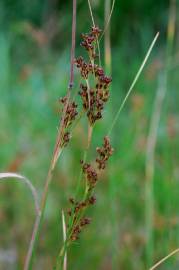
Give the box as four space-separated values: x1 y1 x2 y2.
69 197 75 204
95 67 104 77
96 136 114 170
80 217 91 226
88 196 96 205
91 26 102 36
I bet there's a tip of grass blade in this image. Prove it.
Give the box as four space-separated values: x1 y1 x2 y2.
149 248 179 270
108 31 159 136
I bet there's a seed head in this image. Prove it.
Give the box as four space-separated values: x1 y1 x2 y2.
96 136 114 170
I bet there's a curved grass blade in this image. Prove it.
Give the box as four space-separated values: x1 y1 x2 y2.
0 172 40 215
149 248 179 270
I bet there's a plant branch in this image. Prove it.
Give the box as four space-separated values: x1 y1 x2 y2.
69 0 77 90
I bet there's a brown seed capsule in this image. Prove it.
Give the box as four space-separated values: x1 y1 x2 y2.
88 196 96 205
80 217 91 226
96 136 114 170
81 161 98 188
69 198 75 204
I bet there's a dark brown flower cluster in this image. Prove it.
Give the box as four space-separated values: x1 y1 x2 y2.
66 136 113 243
77 68 111 125
75 57 93 79
59 97 78 147
81 160 98 190
67 196 96 241
80 26 101 57
65 26 114 246
75 26 112 126
70 217 91 241
96 136 114 170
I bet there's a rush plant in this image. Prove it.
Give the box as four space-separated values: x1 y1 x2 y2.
55 24 113 269
0 1 160 269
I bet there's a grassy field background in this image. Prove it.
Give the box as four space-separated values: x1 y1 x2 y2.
0 0 179 269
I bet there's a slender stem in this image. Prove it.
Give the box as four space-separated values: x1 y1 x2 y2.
108 32 159 136
69 0 77 90
87 124 93 149
145 72 167 267
104 1 118 268
61 210 67 270
86 79 91 110
149 248 179 270
145 1 175 266
87 0 95 26
99 0 116 42
104 0 112 75
23 168 53 270
23 1 77 269
87 0 101 65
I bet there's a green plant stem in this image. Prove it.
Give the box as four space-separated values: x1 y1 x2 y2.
145 72 167 267
145 1 175 266
99 0 116 43
108 32 159 136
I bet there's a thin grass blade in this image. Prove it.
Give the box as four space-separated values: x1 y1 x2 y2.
149 248 179 270
62 210 67 270
0 172 39 215
108 32 159 136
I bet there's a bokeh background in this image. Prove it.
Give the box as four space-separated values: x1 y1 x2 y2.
0 0 179 269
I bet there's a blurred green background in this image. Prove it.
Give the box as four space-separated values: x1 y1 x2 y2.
0 0 179 269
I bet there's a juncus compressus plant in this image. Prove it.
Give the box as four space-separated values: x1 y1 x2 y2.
0 1 160 269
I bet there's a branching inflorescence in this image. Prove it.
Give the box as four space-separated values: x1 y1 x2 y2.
76 26 112 125
59 97 78 147
56 26 113 268
68 135 113 243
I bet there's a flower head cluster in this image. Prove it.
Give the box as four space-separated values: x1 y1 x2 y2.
75 26 112 126
66 135 113 243
81 160 98 189
65 26 114 247
75 57 93 79
80 26 101 58
96 136 114 170
67 197 95 241
59 97 78 147
70 217 91 241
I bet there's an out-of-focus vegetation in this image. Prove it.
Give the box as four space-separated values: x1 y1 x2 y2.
0 1 179 269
